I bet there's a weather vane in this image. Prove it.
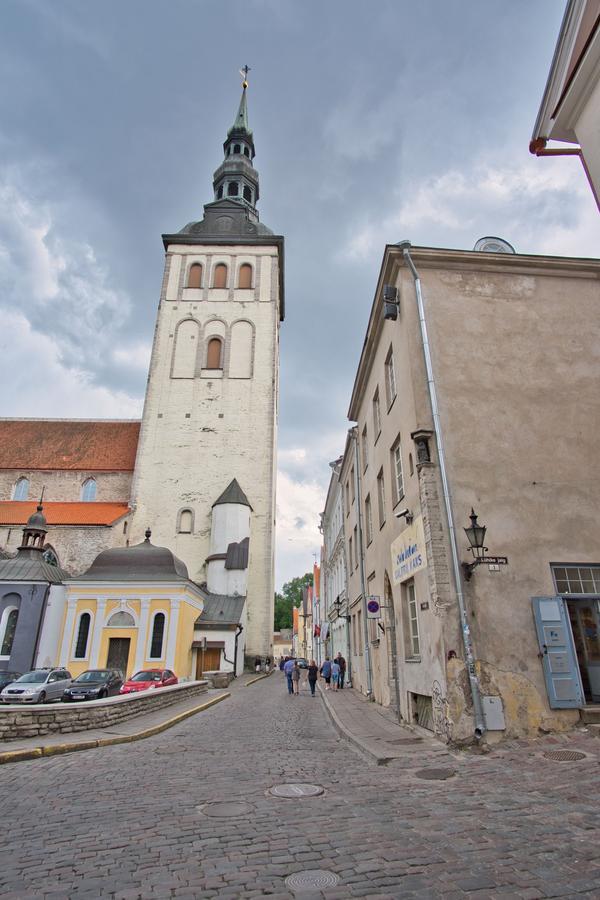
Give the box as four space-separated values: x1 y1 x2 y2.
240 65 251 89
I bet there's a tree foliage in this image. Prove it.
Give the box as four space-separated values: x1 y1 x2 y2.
273 572 313 630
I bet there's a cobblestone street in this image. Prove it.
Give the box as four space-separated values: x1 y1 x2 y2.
1 674 600 899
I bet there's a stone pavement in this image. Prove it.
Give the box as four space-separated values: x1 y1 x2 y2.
0 689 230 761
0 669 599 899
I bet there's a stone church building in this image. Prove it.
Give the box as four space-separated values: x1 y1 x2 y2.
0 80 283 676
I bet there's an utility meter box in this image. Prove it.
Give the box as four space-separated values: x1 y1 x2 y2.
482 695 506 731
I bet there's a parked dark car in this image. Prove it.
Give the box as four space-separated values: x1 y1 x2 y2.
0 671 22 693
62 669 124 702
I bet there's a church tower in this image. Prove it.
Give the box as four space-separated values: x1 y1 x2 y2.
130 74 283 663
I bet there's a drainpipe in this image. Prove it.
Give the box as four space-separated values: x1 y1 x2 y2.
352 426 373 698
232 624 243 677
399 241 486 740
529 138 600 211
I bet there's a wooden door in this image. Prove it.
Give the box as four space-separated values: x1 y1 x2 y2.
196 647 221 677
107 638 131 678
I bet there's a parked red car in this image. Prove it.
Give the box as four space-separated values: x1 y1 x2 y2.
119 669 178 694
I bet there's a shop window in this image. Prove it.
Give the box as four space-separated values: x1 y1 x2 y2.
403 580 420 659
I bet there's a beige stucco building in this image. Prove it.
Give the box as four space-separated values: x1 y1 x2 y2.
531 0 600 208
341 239 600 742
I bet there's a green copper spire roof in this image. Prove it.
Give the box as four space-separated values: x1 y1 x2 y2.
228 85 252 138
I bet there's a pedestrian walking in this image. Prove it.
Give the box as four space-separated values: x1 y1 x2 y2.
265 655 272 674
283 657 294 694
254 656 261 673
336 652 347 689
331 659 340 691
307 660 318 696
292 661 301 695
320 656 332 690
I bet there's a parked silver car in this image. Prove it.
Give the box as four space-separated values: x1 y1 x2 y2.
0 668 72 704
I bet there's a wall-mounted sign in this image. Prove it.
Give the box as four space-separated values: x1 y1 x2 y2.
391 515 427 585
366 596 381 619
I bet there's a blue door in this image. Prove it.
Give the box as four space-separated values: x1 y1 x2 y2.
532 596 583 708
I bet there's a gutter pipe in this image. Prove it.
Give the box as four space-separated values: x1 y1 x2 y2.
529 138 600 210
231 624 243 677
399 241 486 740
352 426 373 698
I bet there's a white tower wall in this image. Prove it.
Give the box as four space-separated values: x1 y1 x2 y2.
130 242 280 658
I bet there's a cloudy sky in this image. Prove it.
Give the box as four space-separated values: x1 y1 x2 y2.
1 0 598 589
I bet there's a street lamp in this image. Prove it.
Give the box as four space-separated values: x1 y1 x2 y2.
461 509 508 581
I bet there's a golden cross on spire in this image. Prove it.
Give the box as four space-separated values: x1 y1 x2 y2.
240 65 251 89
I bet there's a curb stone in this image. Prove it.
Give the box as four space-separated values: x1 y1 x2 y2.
0 692 230 765
245 672 273 686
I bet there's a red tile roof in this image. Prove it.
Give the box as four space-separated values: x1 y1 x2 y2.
0 502 130 526
0 420 140 471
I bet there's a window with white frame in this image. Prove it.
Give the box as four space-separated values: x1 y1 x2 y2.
390 437 404 506
74 612 92 659
0 606 19 657
13 477 29 501
372 389 381 440
385 347 397 408
149 612 166 659
365 494 373 545
350 466 355 504
348 536 353 573
353 525 358 569
403 580 420 659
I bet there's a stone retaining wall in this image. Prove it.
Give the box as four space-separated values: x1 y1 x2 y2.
0 680 208 742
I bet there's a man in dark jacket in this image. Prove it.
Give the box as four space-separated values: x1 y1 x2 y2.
336 652 347 689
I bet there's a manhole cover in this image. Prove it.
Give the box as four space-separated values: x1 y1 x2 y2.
543 750 587 762
198 801 253 817
414 768 456 780
285 870 339 892
269 783 324 798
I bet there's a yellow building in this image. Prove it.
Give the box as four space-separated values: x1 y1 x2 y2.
58 529 204 679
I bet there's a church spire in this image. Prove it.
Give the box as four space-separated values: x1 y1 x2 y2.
212 69 259 214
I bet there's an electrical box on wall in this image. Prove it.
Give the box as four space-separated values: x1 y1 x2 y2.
482 695 506 730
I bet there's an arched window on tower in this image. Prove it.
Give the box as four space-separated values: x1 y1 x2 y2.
243 186 252 203
233 144 241 154
243 147 250 157
238 264 252 289
13 477 29 501
0 605 19 657
188 263 203 288
74 612 91 659
217 185 223 199
227 182 239 197
213 264 227 289
206 338 223 370
81 478 97 502
149 612 166 659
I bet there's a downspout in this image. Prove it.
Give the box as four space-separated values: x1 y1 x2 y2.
230 624 243 677
400 242 486 740
352 426 373 698
529 138 600 210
